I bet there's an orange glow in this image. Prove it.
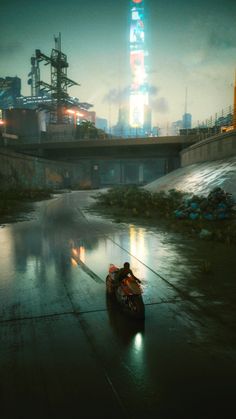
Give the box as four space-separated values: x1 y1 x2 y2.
0 120 4 125
66 109 84 117
79 246 85 263
71 246 86 263
71 257 78 267
72 248 79 257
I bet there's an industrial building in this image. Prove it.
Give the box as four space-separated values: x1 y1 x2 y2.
0 77 21 109
0 35 97 143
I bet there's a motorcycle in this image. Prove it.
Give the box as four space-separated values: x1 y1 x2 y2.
106 264 145 320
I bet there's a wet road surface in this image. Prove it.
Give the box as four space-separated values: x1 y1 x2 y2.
0 191 236 419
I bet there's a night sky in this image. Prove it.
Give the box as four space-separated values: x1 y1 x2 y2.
1 0 236 129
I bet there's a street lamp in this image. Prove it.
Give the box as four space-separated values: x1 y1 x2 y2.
66 109 84 127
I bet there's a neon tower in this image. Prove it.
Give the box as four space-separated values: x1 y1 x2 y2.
129 0 148 132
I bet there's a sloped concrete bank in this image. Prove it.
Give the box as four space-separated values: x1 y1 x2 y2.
144 156 236 199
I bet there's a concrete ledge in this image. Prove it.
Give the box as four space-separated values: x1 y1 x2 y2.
181 131 236 166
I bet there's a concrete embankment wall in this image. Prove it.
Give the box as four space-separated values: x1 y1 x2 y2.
144 156 236 199
181 131 236 167
0 148 91 190
143 132 236 199
143 132 236 198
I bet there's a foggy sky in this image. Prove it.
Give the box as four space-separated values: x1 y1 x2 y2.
1 0 236 128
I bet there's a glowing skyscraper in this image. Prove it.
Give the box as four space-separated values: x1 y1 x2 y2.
129 0 148 130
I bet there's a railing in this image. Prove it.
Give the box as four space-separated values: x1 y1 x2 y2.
189 105 234 141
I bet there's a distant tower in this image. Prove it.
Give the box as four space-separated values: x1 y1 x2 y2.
129 0 149 133
184 87 188 115
182 113 192 129
28 56 40 97
182 87 192 129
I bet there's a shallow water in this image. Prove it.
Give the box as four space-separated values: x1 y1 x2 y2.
0 191 236 419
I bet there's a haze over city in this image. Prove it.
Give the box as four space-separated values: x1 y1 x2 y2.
1 0 236 129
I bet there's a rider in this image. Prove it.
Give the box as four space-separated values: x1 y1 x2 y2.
116 262 141 284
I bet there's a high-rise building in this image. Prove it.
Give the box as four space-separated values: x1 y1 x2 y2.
129 0 149 133
171 120 183 135
182 88 192 130
182 113 192 129
96 117 108 133
0 77 21 109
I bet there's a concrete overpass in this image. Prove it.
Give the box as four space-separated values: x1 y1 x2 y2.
9 135 198 161
5 135 199 188
1 132 235 190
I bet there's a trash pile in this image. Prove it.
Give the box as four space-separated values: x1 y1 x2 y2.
174 187 235 221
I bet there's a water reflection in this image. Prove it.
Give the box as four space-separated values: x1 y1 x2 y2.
0 227 14 281
133 332 143 351
4 192 218 304
106 294 145 346
71 257 78 268
71 245 86 266
8 210 103 283
129 225 146 279
79 246 86 263
6 203 191 302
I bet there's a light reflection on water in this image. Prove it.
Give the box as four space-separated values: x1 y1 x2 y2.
71 246 86 267
2 192 231 309
134 332 143 351
1 191 235 330
79 246 85 263
0 226 14 281
129 225 146 279
1 213 195 298
124 330 146 390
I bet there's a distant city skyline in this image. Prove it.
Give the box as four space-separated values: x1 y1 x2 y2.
1 0 236 130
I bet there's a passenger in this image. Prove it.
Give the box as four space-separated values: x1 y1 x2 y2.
116 262 141 284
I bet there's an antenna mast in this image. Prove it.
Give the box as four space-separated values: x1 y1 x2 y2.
35 33 79 123
184 87 188 114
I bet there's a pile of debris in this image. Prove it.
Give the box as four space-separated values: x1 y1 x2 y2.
174 187 235 221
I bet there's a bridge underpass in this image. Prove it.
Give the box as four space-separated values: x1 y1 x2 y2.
9 136 198 188
89 158 169 188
